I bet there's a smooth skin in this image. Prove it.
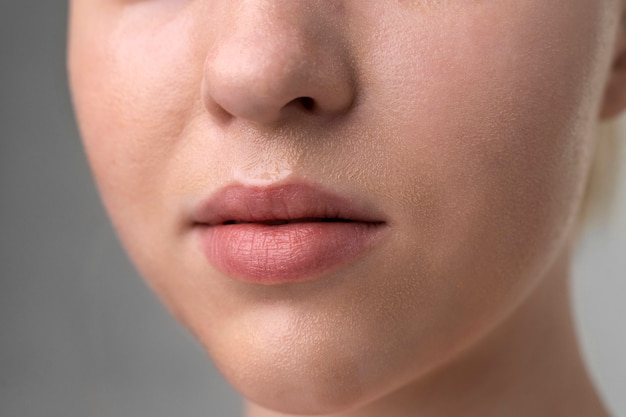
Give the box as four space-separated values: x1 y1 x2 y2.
69 1 626 416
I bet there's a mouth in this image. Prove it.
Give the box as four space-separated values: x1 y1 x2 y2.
222 217 359 225
191 183 387 285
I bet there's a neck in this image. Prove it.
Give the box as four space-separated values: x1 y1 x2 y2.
246 243 610 417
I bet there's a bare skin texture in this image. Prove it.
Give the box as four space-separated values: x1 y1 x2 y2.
68 1 626 416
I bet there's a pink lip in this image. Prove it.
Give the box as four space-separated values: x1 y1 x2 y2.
192 183 387 285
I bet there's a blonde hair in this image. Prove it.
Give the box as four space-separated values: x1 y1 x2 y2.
579 119 624 229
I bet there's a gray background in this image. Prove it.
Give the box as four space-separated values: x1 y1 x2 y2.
0 2 624 416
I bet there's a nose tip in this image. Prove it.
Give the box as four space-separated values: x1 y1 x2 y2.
202 6 355 126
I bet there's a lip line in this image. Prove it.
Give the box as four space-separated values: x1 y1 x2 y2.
191 182 387 227
220 217 378 226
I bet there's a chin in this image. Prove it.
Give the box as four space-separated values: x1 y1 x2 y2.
214 346 386 415
186 286 456 417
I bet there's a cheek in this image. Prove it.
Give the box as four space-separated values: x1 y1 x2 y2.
69 5 208 244
366 0 608 266
335 0 612 366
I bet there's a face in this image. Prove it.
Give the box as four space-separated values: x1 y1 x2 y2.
69 0 622 414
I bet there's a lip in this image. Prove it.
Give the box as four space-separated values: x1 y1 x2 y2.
191 183 387 285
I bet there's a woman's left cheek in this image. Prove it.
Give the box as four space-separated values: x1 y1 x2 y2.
366 6 605 259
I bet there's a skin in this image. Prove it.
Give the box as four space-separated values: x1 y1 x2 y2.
68 1 626 416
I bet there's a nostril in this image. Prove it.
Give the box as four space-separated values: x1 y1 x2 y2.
300 97 315 111
294 96 315 112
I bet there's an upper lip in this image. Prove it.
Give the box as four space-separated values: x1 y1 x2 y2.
191 182 386 227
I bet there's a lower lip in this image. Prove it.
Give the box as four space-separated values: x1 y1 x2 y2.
197 221 385 284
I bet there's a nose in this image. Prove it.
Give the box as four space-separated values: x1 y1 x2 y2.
202 1 356 126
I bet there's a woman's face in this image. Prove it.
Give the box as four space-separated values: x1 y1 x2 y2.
69 0 622 413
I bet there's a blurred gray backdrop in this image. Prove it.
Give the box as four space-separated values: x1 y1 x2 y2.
0 2 624 417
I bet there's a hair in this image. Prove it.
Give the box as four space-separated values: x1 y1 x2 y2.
580 118 624 230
